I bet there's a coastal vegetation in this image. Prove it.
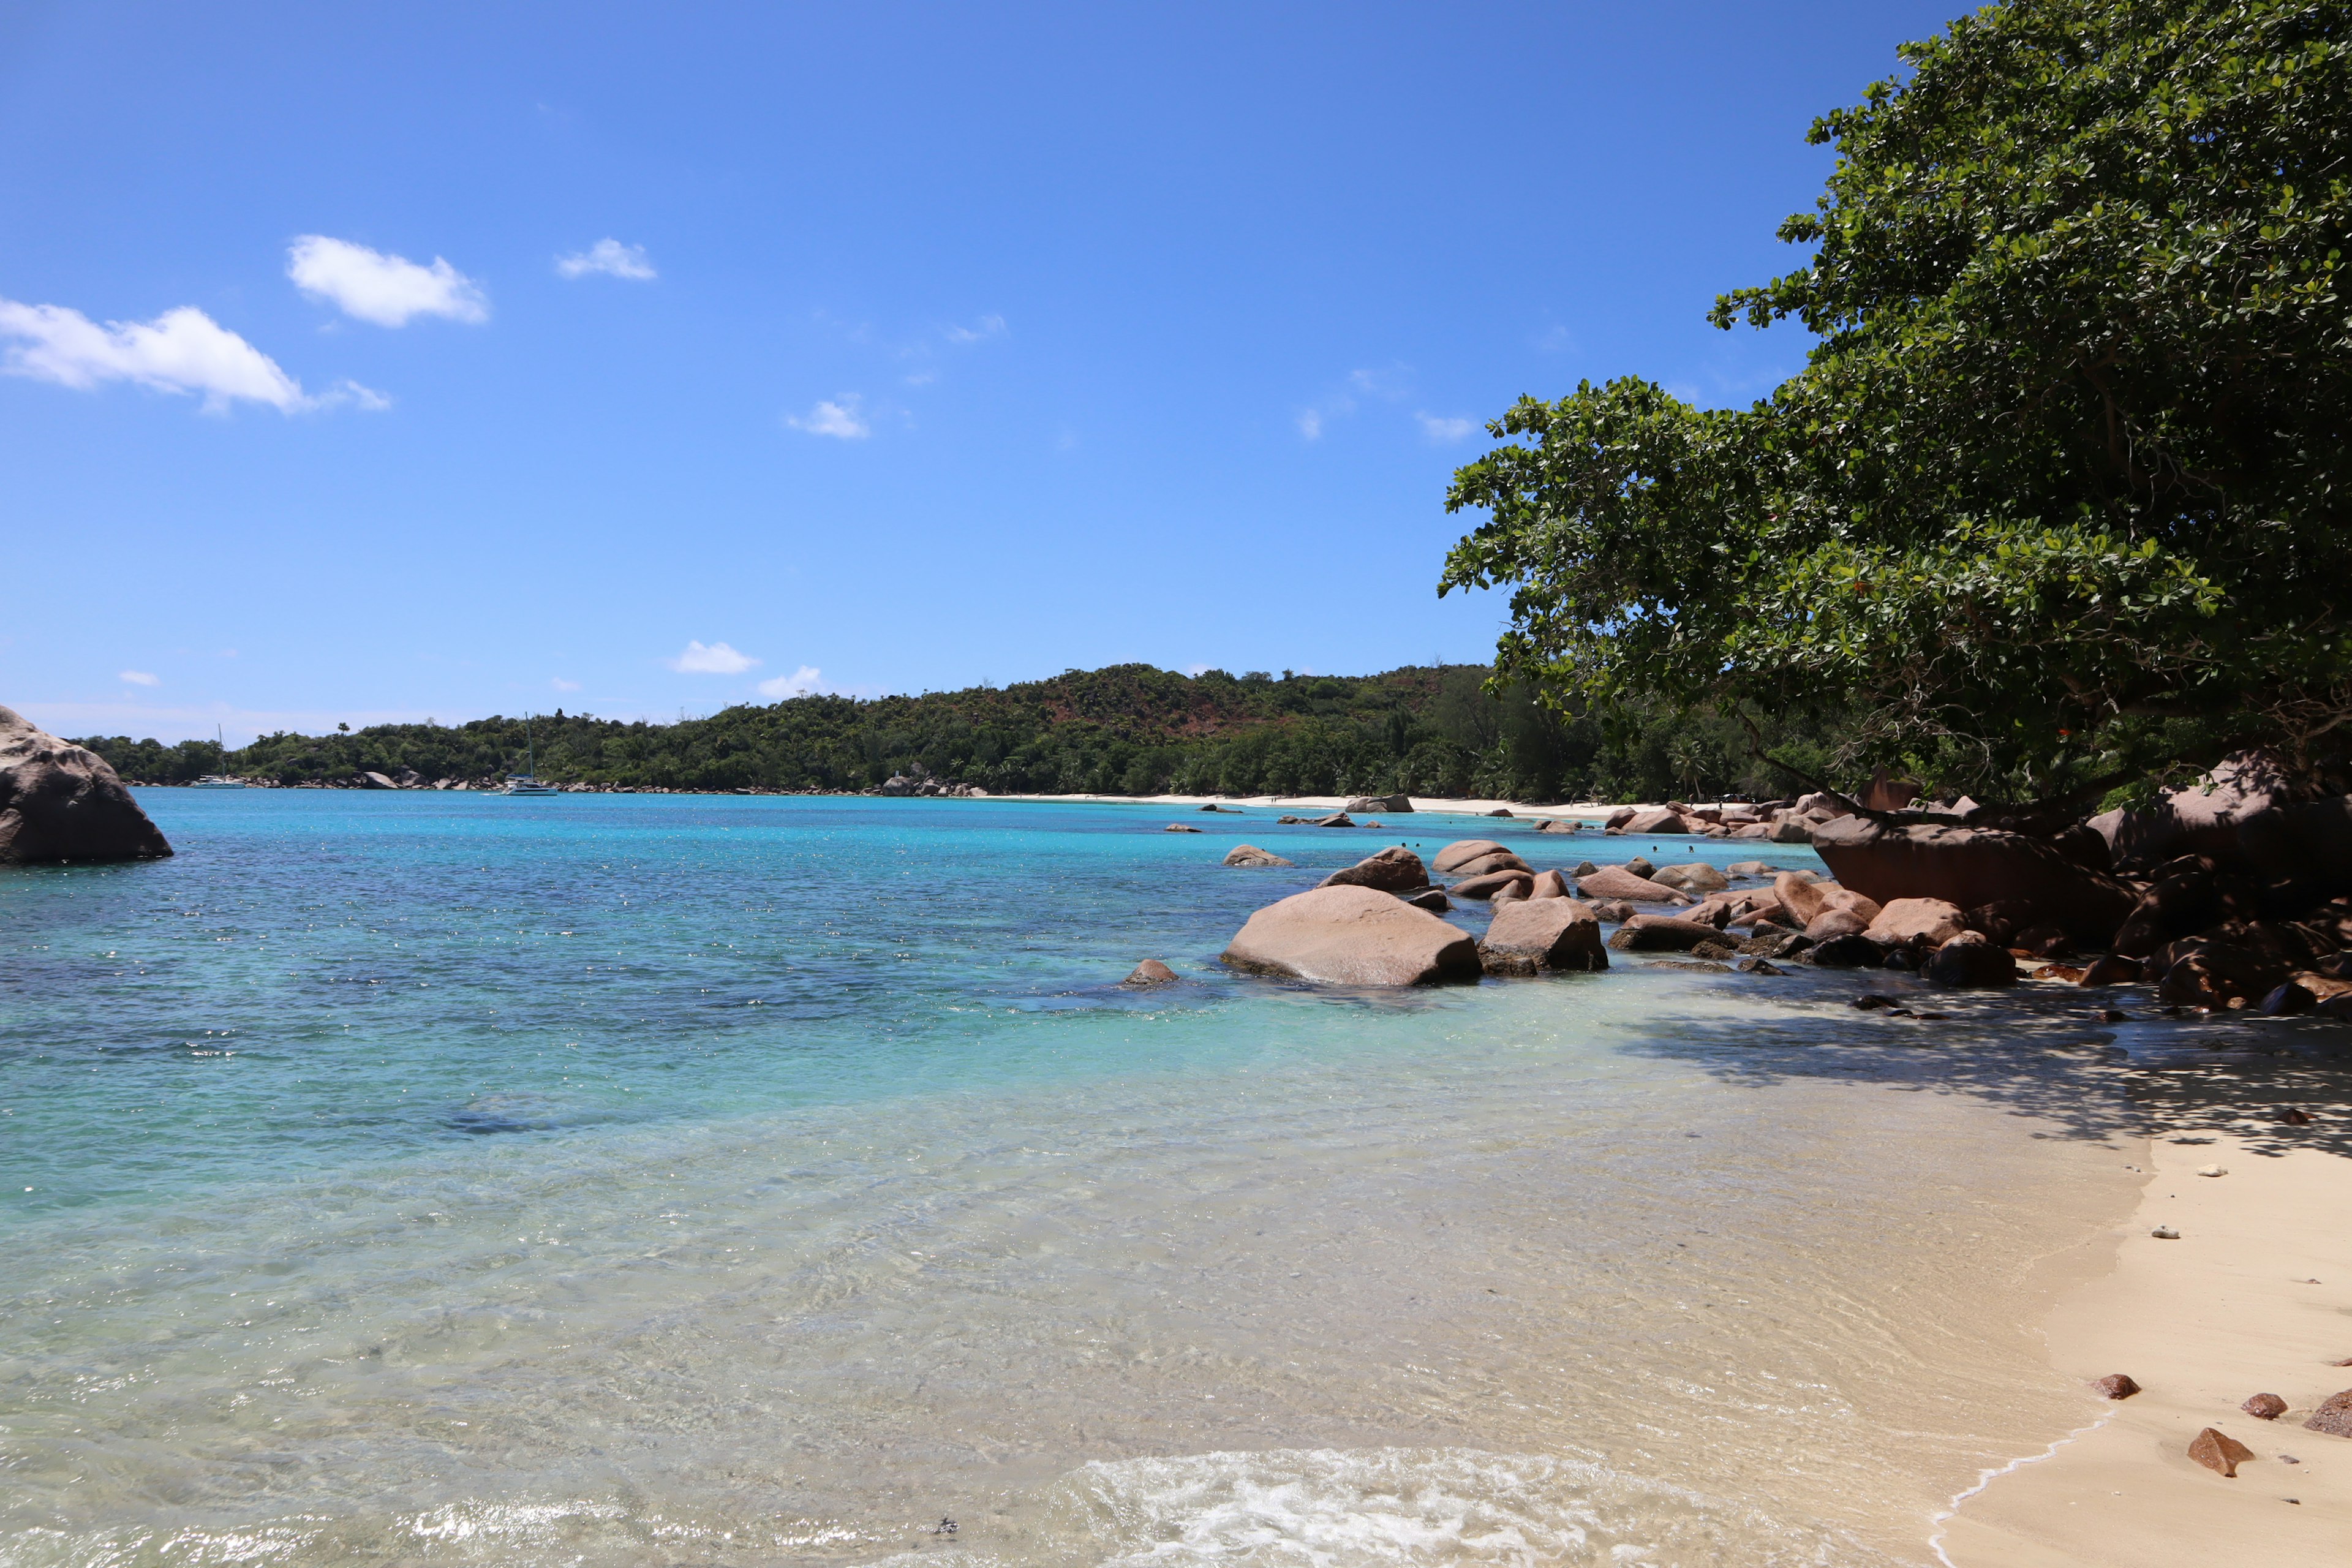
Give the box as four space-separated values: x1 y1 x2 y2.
1441 0 2352 810
75 664 1844 803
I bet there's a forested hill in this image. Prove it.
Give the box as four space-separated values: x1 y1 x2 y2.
74 662 1836 804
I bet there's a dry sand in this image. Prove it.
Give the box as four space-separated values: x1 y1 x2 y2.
1940 1126 2352 1564
992 791 1623 821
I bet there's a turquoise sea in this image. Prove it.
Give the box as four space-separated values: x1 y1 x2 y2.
0 791 2262 1565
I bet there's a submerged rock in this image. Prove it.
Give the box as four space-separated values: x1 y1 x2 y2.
1222 885 1480 987
1924 931 2018 987
1606 914 1724 952
0 705 173 865
1122 959 1179 986
1478 897 1607 975
1223 844 1295 867
1450 869 1536 900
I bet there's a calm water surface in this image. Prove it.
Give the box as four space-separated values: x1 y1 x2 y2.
2 793 2168 1566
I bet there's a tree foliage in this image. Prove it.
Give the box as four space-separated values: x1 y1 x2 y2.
1441 0 2352 805
76 664 1852 805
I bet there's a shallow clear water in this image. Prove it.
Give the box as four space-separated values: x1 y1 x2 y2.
2 794 2150 1566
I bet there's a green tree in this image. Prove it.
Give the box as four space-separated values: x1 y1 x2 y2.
1440 0 2352 807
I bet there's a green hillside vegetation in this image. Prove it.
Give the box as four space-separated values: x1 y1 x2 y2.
76 663 1842 804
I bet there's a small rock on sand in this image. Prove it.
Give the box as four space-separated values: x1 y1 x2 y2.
2303 1389 2352 1437
2243 1393 2288 1420
2187 1427 2255 1477
2150 1225 2180 1239
2094 1373 2141 1400
2197 1164 2228 1177
1123 960 1178 986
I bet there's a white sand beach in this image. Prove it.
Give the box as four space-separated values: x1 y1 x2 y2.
1943 1126 2352 1564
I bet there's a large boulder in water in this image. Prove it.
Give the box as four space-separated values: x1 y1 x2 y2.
1449 869 1536 900
1479 898 1607 974
0 706 173 865
1431 839 1508 874
1319 845 1429 893
1811 816 2134 948
1344 793 1413 814
1221 885 1480 986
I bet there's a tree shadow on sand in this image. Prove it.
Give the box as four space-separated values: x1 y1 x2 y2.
1613 960 2352 1161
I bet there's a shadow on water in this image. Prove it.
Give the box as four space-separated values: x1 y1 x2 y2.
1613 958 2352 1160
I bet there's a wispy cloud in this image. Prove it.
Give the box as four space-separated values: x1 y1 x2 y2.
1534 322 1575 354
550 676 582 692
1348 365 1411 400
1296 409 1325 440
288 235 489 327
0 296 372 413
556 238 656 281
785 395 870 439
755 665 824 699
118 669 160 687
943 313 1006 345
1415 412 1476 443
668 640 759 674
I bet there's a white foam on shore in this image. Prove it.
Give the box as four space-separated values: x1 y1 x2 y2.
933 1448 1887 1568
1924 1412 2113 1567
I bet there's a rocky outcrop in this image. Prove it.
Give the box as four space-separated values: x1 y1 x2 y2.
1536 818 1581 834
2092 750 2352 890
1812 816 2135 948
0 706 173 865
1479 898 1607 974
1312 812 1355 828
1223 844 1295 867
1319 846 1429 893
1431 839 1507 874
1343 793 1413 814
1623 806 1694 834
1221 886 1480 986
1575 864 1689 903
1122 959 1178 986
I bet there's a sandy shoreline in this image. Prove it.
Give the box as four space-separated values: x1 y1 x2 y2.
1943 1122 2352 1563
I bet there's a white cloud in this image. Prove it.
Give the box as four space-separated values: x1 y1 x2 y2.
668 640 759 674
119 669 160 687
318 379 392 411
0 298 312 412
1416 412 1476 442
1296 409 1324 440
755 665 824 699
288 235 489 326
944 314 1006 345
550 676 582 692
556 238 656 281
785 395 869 439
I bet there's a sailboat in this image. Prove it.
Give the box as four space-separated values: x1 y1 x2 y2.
192 725 247 788
500 715 561 796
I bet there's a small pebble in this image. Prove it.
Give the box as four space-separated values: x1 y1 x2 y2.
2151 1225 2180 1239
2198 1164 2228 1177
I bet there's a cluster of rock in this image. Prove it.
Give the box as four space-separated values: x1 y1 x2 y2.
1810 750 2352 1015
0 706 173 864
1220 841 1608 983
1601 794 1853 843
878 767 986 797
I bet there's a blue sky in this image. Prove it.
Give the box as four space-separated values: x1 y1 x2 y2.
1 1 1956 744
